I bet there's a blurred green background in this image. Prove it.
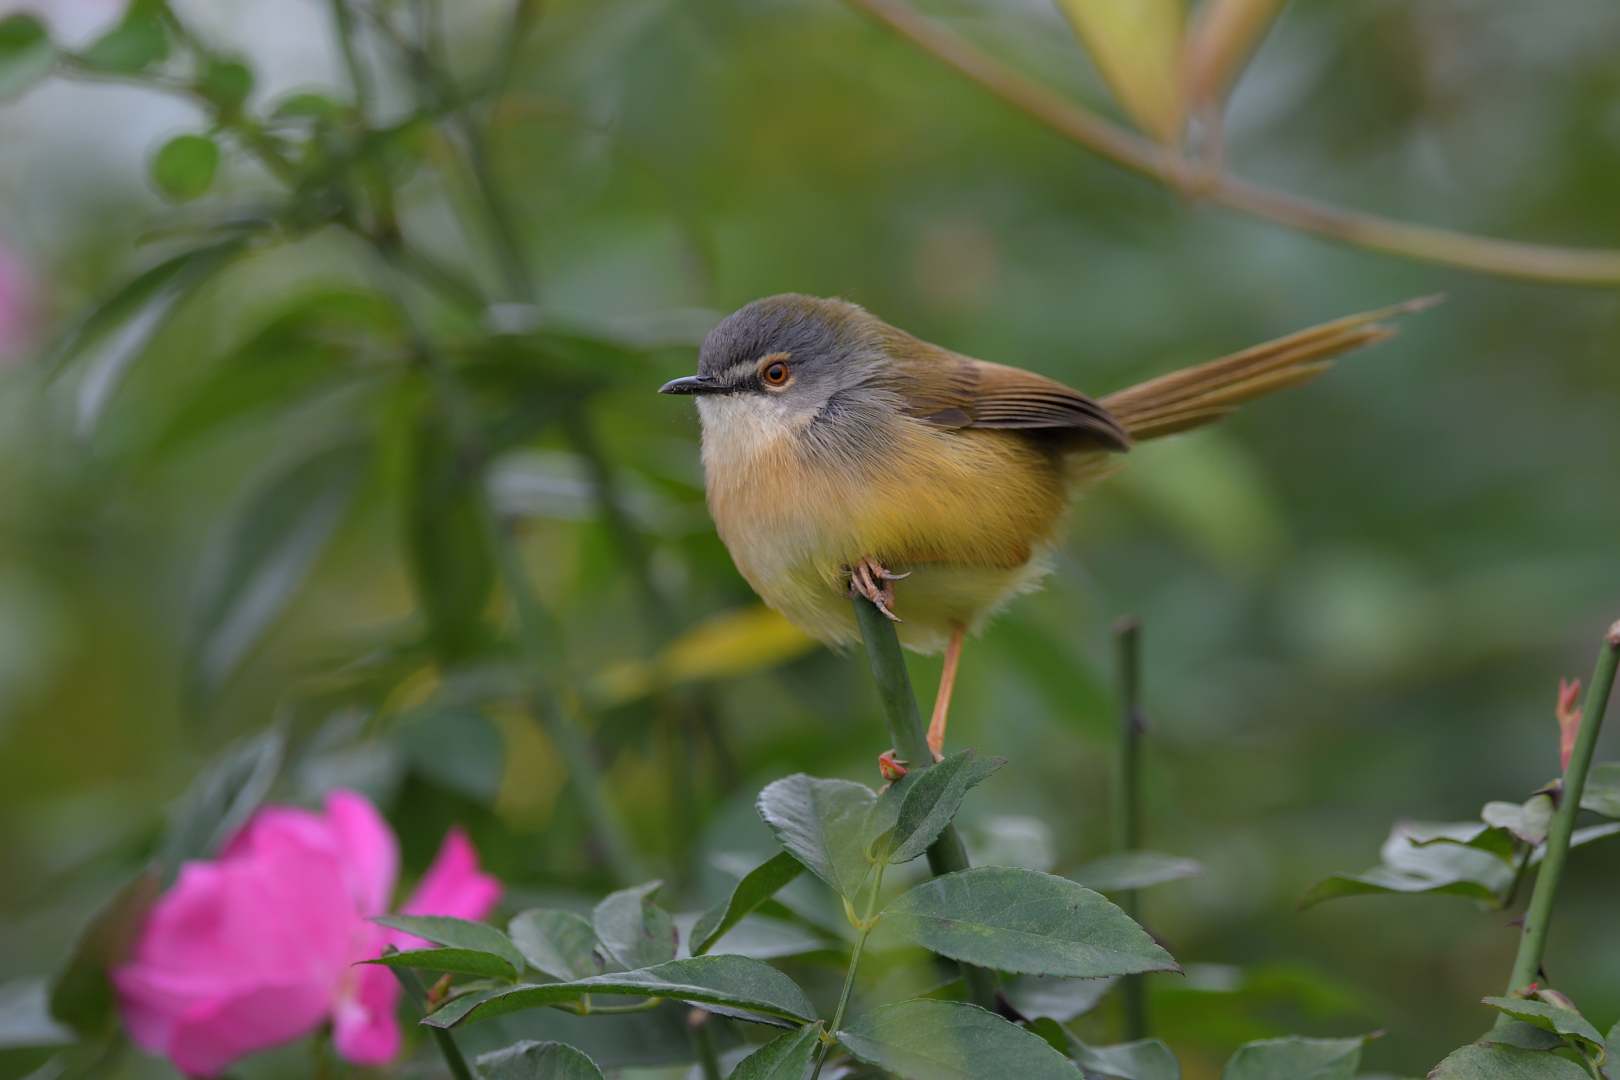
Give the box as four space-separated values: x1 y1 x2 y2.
2 0 1619 1076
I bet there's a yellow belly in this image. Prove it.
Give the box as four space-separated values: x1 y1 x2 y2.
700 401 1076 654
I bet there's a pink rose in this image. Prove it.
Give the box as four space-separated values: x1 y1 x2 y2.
113 790 501 1077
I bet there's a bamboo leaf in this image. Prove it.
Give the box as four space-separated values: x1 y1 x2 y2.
1054 0 1185 142
1182 0 1287 109
880 867 1178 978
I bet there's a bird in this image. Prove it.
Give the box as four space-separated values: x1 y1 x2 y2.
660 293 1429 772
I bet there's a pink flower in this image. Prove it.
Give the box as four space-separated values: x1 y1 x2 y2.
113 790 501 1078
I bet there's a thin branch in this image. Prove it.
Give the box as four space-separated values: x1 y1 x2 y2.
1496 620 1620 1009
843 0 1620 288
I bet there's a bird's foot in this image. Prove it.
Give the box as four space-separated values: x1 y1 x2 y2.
877 749 909 783
848 556 908 622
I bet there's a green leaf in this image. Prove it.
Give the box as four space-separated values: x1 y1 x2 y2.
880 867 1178 978
691 852 805 956
367 947 519 981
156 727 285 870
1413 825 1519 866
1480 997 1604 1058
1072 851 1203 892
49 870 160 1035
1074 1038 1181 1080
508 909 604 981
731 1023 823 1080
78 13 168 72
1580 762 1620 817
396 707 504 801
1220 1035 1366 1080
0 14 54 100
188 441 365 697
592 881 677 970
422 955 817 1029
1300 823 1513 908
476 1039 605 1080
404 409 495 661
150 134 220 202
0 979 76 1049
870 749 1004 865
1429 1043 1591 1078
837 1000 1082 1080
54 238 248 430
1004 975 1116 1022
1053 0 1184 142
757 774 877 901
1482 796 1554 846
373 916 528 977
196 57 253 112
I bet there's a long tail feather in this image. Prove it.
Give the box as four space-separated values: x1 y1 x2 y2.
1102 296 1439 442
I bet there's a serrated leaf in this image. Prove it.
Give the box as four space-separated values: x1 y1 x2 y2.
1004 975 1116 1022
156 727 284 871
1054 0 1185 142
593 881 677 970
838 999 1081 1080
692 852 804 956
508 909 604 981
1221 1035 1365 1080
367 947 519 980
373 915 527 976
1072 851 1202 892
189 441 365 697
1580 762 1620 817
732 1022 823 1080
869 749 1004 865
476 1039 604 1080
1300 823 1513 908
79 14 167 72
404 408 494 661
150 134 220 202
1428 1043 1591 1078
1480 997 1604 1058
1074 1038 1181 1080
0 14 54 100
881 867 1178 978
757 775 877 902
48 870 160 1035
422 955 817 1029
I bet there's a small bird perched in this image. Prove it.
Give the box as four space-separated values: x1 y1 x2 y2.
661 294 1427 770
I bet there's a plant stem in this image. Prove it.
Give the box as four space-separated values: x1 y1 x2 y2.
842 0 1620 288
392 967 476 1080
850 596 1000 1010
1113 617 1148 1041
811 863 887 1080
1497 620 1620 1011
690 1013 723 1080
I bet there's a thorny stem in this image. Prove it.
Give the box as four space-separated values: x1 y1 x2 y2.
843 0 1620 287
810 863 887 1080
1496 621 1620 1013
851 597 1000 1010
1113 618 1148 1041
392 966 476 1080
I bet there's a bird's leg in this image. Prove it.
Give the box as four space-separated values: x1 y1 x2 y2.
926 623 966 762
847 556 908 622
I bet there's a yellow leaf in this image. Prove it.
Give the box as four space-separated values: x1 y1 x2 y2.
591 606 817 706
1055 0 1186 143
1182 0 1287 109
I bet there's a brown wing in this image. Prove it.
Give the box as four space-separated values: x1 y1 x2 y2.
884 331 1131 451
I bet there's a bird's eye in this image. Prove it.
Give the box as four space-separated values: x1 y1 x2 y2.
760 354 792 388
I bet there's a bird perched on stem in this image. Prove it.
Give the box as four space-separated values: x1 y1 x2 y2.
661 294 1433 772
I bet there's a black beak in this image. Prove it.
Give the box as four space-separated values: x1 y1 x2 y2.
659 374 724 396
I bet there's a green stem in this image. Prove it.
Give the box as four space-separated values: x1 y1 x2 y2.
850 597 999 1010
690 1014 724 1080
392 967 476 1080
1497 620 1620 1011
1113 617 1148 1041
811 864 887 1080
